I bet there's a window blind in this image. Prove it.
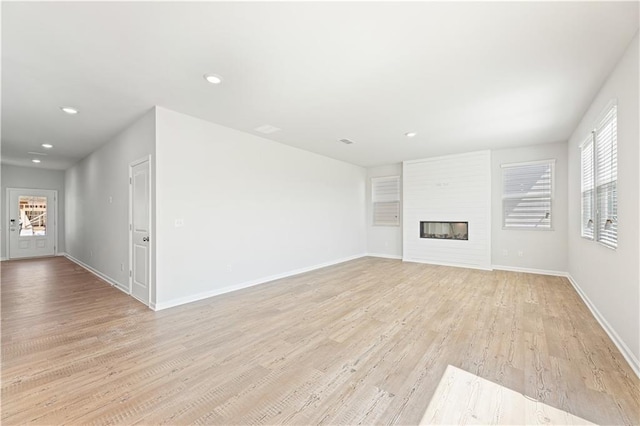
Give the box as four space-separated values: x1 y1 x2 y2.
502 160 554 230
580 135 594 239
595 105 617 248
372 176 400 226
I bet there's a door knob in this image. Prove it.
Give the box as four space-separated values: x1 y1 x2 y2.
143 236 150 242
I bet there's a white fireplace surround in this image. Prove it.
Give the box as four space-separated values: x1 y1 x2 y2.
403 151 492 270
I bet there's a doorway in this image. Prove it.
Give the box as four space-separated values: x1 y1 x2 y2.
129 156 151 306
7 189 57 259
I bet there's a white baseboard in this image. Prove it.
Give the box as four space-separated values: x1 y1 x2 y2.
566 274 640 379
64 254 130 295
403 257 493 271
2 253 68 262
154 253 367 311
492 264 568 277
367 253 402 260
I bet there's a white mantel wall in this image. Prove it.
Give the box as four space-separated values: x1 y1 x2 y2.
403 150 491 269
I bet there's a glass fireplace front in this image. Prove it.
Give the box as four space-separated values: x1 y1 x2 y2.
420 221 468 240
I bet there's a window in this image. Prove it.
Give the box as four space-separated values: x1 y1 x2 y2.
580 135 595 239
372 176 400 226
581 103 617 248
502 160 554 230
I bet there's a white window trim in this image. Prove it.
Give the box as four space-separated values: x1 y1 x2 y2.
579 134 595 241
594 101 618 250
501 159 556 231
371 175 400 227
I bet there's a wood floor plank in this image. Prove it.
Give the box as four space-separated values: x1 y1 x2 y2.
1 256 638 425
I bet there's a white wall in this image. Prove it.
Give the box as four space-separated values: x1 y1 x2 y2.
155 107 366 309
366 163 402 258
1 165 66 259
403 150 492 270
65 109 156 293
567 34 639 374
491 142 568 274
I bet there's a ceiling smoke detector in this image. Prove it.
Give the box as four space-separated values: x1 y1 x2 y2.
339 138 355 145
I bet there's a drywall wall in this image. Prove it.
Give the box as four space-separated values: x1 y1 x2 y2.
1 165 66 259
567 33 639 374
154 107 366 308
403 150 491 270
366 163 402 258
491 142 568 274
65 109 156 295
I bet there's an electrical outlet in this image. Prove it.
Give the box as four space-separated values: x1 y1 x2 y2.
90 250 93 258
502 249 508 256
109 196 113 204
120 263 124 271
227 264 233 271
518 250 524 257
175 218 184 227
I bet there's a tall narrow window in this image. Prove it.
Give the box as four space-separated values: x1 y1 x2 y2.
372 176 400 226
595 104 618 248
580 135 594 239
502 160 554 230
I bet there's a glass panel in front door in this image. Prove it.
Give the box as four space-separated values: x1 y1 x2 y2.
18 196 47 236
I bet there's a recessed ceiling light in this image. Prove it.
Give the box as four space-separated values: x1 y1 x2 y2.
405 132 417 138
339 138 355 145
41 143 53 149
204 74 223 84
32 158 41 163
60 106 79 115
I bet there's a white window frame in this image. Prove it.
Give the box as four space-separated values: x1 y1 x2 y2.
581 101 618 249
580 134 595 240
501 159 555 231
372 175 400 226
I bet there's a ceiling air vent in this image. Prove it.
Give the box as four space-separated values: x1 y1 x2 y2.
339 138 355 145
254 124 281 134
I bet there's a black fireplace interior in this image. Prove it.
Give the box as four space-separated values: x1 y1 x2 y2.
420 221 468 240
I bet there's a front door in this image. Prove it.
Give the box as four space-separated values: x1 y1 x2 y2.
8 189 57 259
130 159 150 305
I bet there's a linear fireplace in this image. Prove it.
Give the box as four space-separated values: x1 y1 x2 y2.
420 221 468 240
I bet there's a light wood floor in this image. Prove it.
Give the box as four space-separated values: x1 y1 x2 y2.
1 257 638 425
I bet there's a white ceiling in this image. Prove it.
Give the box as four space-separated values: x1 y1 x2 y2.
2 2 638 170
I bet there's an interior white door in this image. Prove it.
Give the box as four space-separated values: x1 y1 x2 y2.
130 159 151 305
8 189 57 259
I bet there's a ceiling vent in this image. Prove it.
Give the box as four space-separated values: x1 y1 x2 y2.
339 138 355 145
254 124 281 134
